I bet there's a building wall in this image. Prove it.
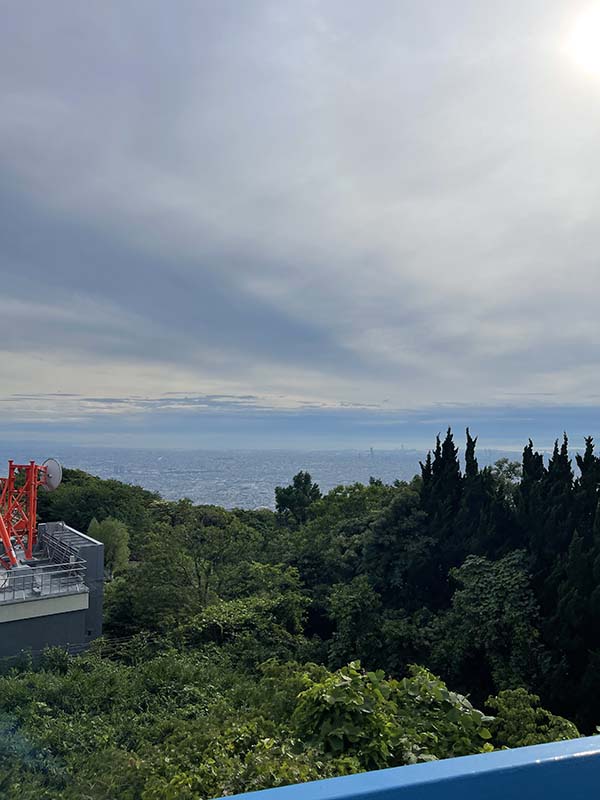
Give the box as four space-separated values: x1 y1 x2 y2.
73 536 104 640
0 608 88 660
38 522 104 642
0 523 104 661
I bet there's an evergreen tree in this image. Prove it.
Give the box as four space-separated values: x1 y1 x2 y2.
275 472 322 526
574 437 600 545
543 435 574 562
517 439 547 568
464 428 479 481
456 429 488 555
362 486 432 611
419 429 464 606
548 528 596 723
538 436 574 601
419 450 434 510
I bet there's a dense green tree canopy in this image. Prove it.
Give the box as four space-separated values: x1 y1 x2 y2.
3 428 599 797
88 517 130 580
275 471 321 526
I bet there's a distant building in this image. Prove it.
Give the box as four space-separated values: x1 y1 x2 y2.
0 522 104 660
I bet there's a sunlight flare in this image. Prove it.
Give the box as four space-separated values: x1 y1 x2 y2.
565 4 600 76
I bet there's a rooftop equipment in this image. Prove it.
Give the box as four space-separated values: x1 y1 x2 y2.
0 459 63 569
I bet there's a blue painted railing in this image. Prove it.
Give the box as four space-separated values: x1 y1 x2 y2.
223 736 600 800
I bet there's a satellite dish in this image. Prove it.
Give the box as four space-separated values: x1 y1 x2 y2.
41 458 63 492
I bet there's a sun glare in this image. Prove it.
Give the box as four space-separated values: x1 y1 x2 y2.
565 5 600 75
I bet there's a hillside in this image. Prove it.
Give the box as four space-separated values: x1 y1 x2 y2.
2 428 596 798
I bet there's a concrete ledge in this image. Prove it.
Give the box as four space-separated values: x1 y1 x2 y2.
0 591 89 623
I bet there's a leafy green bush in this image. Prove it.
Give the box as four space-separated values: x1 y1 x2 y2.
291 661 494 769
292 661 400 769
393 666 494 762
487 688 580 748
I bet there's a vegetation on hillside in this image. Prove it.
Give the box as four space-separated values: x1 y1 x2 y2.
3 429 597 798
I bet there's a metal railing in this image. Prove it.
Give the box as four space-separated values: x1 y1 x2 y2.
0 560 86 604
44 533 79 565
0 533 87 605
219 737 600 800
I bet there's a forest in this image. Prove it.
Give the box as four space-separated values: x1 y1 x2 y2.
1 428 597 799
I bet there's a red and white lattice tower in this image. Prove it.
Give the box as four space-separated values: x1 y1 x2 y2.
0 459 62 569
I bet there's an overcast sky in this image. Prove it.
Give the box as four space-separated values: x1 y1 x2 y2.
2 1 600 449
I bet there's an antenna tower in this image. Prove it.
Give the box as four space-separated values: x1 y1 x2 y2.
0 459 62 569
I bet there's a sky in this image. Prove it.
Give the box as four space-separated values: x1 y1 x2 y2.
1 1 600 450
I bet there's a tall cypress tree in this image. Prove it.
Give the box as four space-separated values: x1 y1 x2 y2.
436 428 462 510
456 429 484 554
574 437 600 545
431 434 443 484
517 439 547 569
423 429 464 604
455 430 519 558
542 434 574 564
464 428 479 480
587 499 600 624
421 430 461 524
548 526 596 724
419 450 434 511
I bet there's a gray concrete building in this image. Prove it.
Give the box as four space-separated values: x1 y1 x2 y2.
0 522 104 660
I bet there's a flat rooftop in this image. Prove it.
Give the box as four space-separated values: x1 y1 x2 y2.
0 523 91 606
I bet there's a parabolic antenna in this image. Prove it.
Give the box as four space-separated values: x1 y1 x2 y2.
41 458 63 492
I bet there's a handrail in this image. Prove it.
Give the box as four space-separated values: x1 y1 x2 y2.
0 553 87 605
220 736 600 800
0 522 93 604
16 559 84 573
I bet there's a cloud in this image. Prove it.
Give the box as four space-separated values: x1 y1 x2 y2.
1 1 599 446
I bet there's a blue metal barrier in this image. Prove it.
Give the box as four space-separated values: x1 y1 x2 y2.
223 736 600 800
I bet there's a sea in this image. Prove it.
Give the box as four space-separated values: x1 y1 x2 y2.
0 445 515 509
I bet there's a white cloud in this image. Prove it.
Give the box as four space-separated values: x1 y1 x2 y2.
1 0 600 435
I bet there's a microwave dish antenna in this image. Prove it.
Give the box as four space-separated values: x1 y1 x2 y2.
0 458 64 569
41 458 63 491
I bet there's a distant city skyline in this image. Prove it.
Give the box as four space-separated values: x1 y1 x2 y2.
0 401 599 453
2 2 600 447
